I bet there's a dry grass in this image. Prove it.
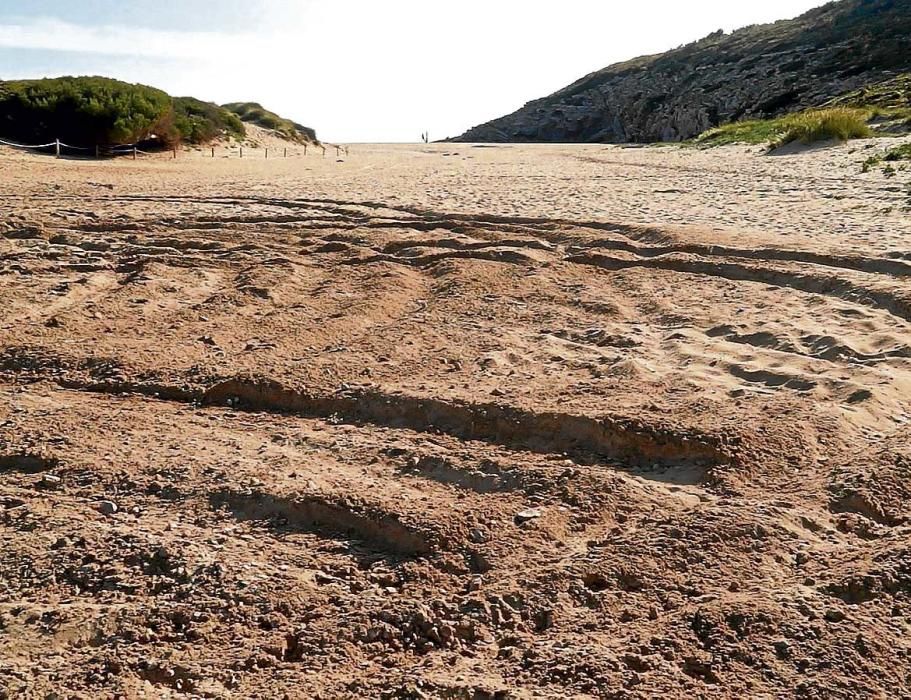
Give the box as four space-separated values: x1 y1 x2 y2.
696 107 878 148
776 108 871 146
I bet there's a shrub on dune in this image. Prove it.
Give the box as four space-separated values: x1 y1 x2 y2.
0 76 296 149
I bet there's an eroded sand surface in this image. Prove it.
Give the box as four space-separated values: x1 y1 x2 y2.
1 141 910 698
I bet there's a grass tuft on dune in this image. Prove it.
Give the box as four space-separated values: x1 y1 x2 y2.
694 106 908 149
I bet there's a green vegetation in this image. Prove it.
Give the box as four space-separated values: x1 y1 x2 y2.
223 102 318 143
0 76 179 146
694 70 911 149
692 118 790 147
884 143 911 162
778 108 871 146
830 73 911 112
693 106 909 149
828 74 911 133
862 143 911 173
173 96 245 143
0 76 318 150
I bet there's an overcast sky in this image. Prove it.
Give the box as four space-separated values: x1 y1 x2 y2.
0 0 828 142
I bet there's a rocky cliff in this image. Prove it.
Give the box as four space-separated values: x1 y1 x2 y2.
452 0 911 143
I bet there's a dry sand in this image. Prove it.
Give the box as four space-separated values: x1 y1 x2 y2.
1 138 910 698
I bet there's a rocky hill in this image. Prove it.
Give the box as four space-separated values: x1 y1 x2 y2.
452 0 911 143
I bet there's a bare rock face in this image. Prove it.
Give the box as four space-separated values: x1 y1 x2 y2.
452 0 911 143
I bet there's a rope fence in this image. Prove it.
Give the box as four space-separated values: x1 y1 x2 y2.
0 137 147 158
0 137 60 150
0 136 350 162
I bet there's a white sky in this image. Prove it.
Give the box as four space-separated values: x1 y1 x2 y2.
0 0 828 142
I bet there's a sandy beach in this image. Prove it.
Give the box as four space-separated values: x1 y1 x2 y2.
1 139 910 698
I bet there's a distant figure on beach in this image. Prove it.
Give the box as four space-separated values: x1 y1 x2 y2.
421 131 429 143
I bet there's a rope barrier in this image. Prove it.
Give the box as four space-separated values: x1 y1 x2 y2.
0 137 141 152
1 136 344 160
0 137 58 149
0 138 159 162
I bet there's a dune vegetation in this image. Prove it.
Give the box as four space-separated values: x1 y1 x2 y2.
0 76 316 150
693 106 910 149
862 143 911 174
0 77 181 147
173 96 246 144
777 108 872 145
693 74 911 149
223 102 318 144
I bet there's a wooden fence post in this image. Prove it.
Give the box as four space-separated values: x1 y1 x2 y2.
132 146 137 160
95 145 99 158
173 147 177 159
55 139 60 158
265 148 269 159
304 144 308 156
211 146 215 158
284 148 287 158
240 147 243 159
